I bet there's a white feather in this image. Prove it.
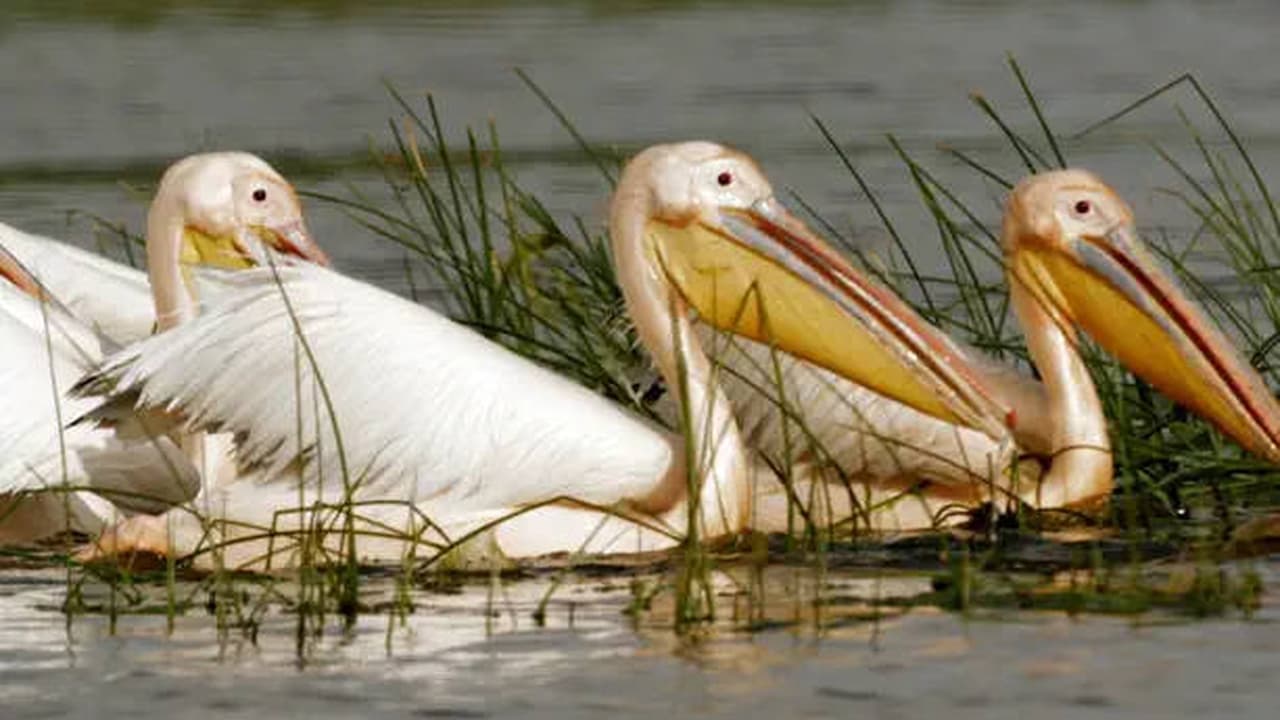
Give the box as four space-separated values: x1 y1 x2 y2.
89 264 679 565
0 221 156 346
680 326 1043 531
703 329 1008 481
0 282 198 542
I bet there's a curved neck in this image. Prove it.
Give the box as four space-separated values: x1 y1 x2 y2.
611 195 750 537
1009 275 1113 504
146 193 195 332
146 186 231 499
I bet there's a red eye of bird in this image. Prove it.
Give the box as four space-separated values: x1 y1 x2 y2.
1074 199 1091 215
717 171 733 187
253 188 267 202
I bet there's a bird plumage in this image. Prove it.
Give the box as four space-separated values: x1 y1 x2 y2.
79 264 683 566
0 222 155 346
0 282 197 543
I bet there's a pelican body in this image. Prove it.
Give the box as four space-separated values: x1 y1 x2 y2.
0 257 196 543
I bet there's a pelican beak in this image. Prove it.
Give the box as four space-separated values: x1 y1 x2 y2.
0 247 43 299
181 220 330 272
181 226 256 271
1010 221 1280 462
646 196 1014 439
257 218 331 267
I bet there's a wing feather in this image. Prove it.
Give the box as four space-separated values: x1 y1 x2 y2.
0 285 198 539
85 265 675 523
1 222 156 345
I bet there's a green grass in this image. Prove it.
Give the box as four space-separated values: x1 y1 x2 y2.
486 67 1279 518
306 87 656 420
292 63 1280 628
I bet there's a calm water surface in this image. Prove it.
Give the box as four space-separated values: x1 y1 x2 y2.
2 559 1279 719
4 1 1280 716
3 1 1280 291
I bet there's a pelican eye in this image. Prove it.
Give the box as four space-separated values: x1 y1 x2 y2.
1073 199 1091 215
716 171 733 187
252 188 268 203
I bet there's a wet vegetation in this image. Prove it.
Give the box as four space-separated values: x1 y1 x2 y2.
5 58 1280 647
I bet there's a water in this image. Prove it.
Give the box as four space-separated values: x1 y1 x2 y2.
4 1 1280 716
3 1 1280 292
2 558 1279 719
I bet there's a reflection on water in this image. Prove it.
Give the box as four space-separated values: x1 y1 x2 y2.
1 559 1278 719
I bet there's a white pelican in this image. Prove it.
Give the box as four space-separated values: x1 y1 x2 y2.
1004 169 1280 466
75 144 1017 570
0 152 329 544
0 152 329 344
716 166 1280 532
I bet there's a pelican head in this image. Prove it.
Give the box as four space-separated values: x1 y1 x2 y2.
613 141 1013 438
150 151 329 271
1005 169 1280 462
147 152 330 329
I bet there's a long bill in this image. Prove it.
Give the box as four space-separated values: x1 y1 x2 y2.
179 219 330 273
1009 223 1280 463
256 219 330 267
645 196 1015 440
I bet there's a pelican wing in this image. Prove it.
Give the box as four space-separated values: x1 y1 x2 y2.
82 264 676 518
0 222 155 345
0 287 198 539
0 289 101 490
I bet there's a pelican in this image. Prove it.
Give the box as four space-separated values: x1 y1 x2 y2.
1004 169 1280 465
717 165 1280 533
76 144 1017 570
0 152 330 544
0 151 329 343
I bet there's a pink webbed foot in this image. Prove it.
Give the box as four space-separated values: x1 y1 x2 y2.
76 515 173 569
